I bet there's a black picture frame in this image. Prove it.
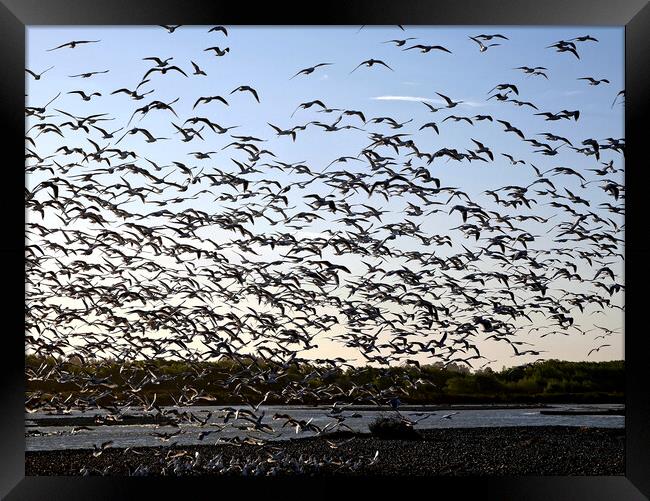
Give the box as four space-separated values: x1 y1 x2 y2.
3 1 649 499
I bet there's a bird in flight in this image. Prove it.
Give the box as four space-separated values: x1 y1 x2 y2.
47 40 100 51
587 344 611 357
67 90 101 101
578 77 610 86
208 26 228 36
469 36 501 52
290 63 332 79
474 33 509 41
191 61 207 76
383 38 417 47
142 65 188 81
204 46 230 57
488 83 519 95
403 44 452 54
25 66 54 80
160 25 182 33
193 95 229 109
69 70 109 78
230 85 260 103
143 56 173 67
436 92 462 108
571 35 598 42
350 59 394 73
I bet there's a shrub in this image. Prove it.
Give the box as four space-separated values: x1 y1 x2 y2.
368 415 422 440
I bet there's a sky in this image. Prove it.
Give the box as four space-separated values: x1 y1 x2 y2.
26 26 624 369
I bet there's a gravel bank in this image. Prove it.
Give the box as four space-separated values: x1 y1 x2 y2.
26 426 624 476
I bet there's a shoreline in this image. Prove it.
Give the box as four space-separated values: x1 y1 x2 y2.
26 425 625 476
26 403 624 427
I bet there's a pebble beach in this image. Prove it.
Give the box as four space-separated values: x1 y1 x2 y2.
25 426 625 476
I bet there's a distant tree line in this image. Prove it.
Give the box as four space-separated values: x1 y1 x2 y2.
26 355 624 407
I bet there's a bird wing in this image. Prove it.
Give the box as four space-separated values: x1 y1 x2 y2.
46 42 70 51
435 92 452 105
170 66 188 77
141 67 160 81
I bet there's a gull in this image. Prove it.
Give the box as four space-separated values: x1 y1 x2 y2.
193 95 229 109
188 151 217 159
514 66 548 78
587 344 611 357
92 440 114 457
435 92 462 108
548 41 580 59
142 65 188 80
383 38 417 47
469 36 500 52
578 77 610 86
403 44 452 54
111 83 153 101
611 90 624 108
508 99 538 110
69 70 109 78
487 91 511 102
116 127 168 144
475 33 509 41
290 63 332 79
268 123 298 142
496 119 525 140
442 115 473 125
422 102 443 113
571 35 598 42
67 90 101 101
488 83 519 95
191 61 207 76
470 139 494 160
185 117 236 134
91 125 124 139
47 40 100 51
230 85 260 102
419 122 439 134
25 66 54 80
204 46 230 56
342 110 366 123
502 153 525 165
350 59 393 73
325 438 356 449
441 411 460 419
143 56 173 67
152 429 185 441
291 99 326 118
160 25 182 33
208 26 228 36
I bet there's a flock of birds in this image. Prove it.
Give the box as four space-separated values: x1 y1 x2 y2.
25 25 624 475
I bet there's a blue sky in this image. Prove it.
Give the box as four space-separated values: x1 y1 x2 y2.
26 26 624 368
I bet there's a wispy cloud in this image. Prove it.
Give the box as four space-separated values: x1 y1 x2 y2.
372 95 436 103
371 95 487 107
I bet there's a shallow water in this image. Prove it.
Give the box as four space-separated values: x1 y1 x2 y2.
25 403 624 451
